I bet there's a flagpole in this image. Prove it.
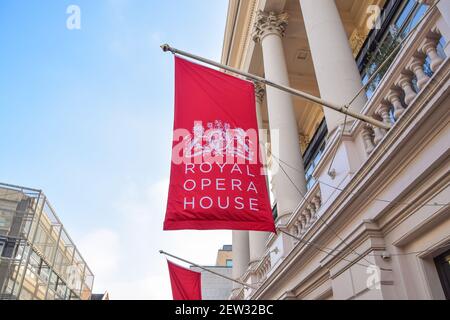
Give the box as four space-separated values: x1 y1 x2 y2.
159 250 257 290
160 44 390 130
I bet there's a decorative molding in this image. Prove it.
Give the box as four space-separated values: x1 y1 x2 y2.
350 28 367 57
238 0 258 70
253 11 289 43
254 82 266 104
299 133 310 154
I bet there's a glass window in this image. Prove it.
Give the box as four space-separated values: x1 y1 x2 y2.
49 271 58 288
0 209 13 230
360 1 429 97
272 203 278 220
46 289 55 300
226 259 233 267
2 241 17 258
403 4 428 36
69 290 80 300
434 249 450 299
0 240 4 256
305 140 326 191
362 74 375 99
29 251 41 269
64 287 72 300
424 57 433 77
38 261 51 283
56 278 67 298
19 288 34 300
437 37 446 60
395 0 416 29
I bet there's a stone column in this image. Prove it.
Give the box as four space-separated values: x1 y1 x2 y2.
253 11 307 220
232 230 249 290
299 0 367 134
249 83 270 268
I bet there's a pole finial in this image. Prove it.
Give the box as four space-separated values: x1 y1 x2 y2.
160 44 171 52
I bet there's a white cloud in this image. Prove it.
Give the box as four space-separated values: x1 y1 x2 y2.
78 228 120 281
99 273 172 300
150 31 164 45
80 177 231 299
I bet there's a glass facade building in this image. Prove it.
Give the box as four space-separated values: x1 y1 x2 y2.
0 183 94 300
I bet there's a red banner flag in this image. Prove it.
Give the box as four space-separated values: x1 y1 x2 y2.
164 57 275 232
167 260 202 300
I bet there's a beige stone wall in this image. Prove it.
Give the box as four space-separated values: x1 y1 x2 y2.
216 249 233 267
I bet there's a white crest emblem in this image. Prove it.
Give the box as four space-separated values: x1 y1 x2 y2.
184 120 255 161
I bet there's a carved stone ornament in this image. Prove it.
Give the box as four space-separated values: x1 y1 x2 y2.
253 11 289 43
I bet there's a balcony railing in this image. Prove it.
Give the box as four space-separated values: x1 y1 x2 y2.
230 286 245 300
238 250 271 299
287 182 322 239
359 6 447 155
245 183 323 290
252 250 271 285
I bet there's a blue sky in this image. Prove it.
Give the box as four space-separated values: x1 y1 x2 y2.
0 0 231 299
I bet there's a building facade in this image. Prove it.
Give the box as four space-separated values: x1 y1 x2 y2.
216 245 233 267
90 291 110 300
191 245 233 300
222 0 450 300
0 183 94 300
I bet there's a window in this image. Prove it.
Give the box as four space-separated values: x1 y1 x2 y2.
303 119 327 190
0 240 4 257
2 241 17 258
56 277 67 298
0 210 13 230
305 140 326 190
272 203 278 221
38 260 51 283
399 1 428 37
226 259 233 267
360 0 430 97
49 271 58 289
434 249 450 300
29 250 41 269
394 0 416 33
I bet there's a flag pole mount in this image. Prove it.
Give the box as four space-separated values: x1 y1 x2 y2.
160 44 171 52
159 250 257 290
160 44 390 130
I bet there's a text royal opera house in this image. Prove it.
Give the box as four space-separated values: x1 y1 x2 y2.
175 121 262 212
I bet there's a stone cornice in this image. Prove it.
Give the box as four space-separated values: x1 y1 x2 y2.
237 0 258 70
253 218 386 299
392 202 450 248
253 11 289 43
379 154 450 245
294 272 331 300
221 0 258 69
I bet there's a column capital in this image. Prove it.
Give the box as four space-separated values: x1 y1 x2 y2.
253 11 289 43
254 82 266 104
